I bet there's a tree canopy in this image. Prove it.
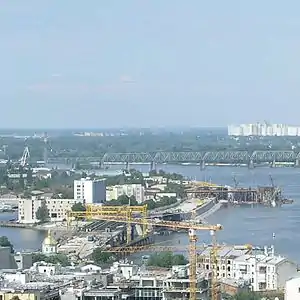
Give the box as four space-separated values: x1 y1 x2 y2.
147 252 188 268
92 248 114 264
232 291 261 300
71 202 86 212
0 236 14 253
32 253 70 266
36 201 50 223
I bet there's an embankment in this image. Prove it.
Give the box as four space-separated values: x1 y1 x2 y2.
182 198 221 220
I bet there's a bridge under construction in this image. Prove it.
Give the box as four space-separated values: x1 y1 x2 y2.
48 150 300 168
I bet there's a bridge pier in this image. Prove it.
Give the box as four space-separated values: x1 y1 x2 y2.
295 159 300 167
125 162 129 172
248 160 254 169
150 161 156 172
200 160 206 170
271 160 276 168
99 160 104 169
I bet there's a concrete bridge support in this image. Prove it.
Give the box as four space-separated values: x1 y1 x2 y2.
295 159 300 167
200 160 206 170
125 162 129 171
150 161 156 172
271 160 276 168
248 159 254 169
99 160 104 169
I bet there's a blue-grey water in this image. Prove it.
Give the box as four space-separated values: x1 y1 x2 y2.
2 165 300 262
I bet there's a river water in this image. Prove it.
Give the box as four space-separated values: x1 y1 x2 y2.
2 165 300 262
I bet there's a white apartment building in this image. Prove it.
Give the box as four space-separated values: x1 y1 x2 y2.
106 184 145 203
228 122 300 136
232 246 297 292
74 177 106 204
197 245 251 279
18 197 76 223
285 276 300 300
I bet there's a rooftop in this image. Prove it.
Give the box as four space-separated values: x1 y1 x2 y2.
234 254 286 265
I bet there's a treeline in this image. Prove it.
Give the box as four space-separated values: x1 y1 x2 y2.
95 194 178 210
1 133 296 163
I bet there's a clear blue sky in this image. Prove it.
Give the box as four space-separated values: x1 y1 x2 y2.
1 1 300 128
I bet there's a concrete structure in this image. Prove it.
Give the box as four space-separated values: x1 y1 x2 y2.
18 197 76 223
285 276 300 300
232 246 297 292
198 244 297 292
42 230 57 255
198 245 251 279
106 184 144 203
74 177 106 204
228 122 300 136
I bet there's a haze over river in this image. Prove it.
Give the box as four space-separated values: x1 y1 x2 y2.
2 165 300 262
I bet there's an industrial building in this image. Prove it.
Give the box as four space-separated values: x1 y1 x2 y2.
228 122 300 136
18 197 76 223
74 177 106 204
106 184 144 203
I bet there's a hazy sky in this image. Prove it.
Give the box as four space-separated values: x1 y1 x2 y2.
1 1 300 128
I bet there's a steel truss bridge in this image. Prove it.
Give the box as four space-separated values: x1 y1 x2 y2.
49 150 300 167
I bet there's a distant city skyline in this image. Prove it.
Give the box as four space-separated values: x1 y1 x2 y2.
2 1 300 128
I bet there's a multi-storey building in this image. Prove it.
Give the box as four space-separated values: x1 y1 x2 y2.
232 246 297 291
285 276 300 300
106 184 145 203
228 122 300 136
0 284 60 300
18 197 76 223
197 245 251 279
74 177 106 204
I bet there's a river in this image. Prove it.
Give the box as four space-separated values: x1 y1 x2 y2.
2 165 300 262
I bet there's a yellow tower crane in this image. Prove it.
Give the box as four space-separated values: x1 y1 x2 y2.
81 204 148 244
67 207 223 300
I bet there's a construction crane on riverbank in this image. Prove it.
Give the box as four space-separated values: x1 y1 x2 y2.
67 208 223 300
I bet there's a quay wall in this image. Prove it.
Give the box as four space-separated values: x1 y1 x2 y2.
182 198 216 220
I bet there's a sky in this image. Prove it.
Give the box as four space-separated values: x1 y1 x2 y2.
1 1 300 129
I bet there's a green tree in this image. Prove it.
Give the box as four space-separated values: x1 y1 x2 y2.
92 248 114 264
164 183 186 199
0 236 14 253
32 253 70 266
71 202 86 212
36 201 50 223
233 291 260 300
34 178 50 189
147 252 188 268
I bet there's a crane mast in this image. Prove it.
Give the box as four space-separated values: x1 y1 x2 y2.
19 146 30 167
67 207 223 300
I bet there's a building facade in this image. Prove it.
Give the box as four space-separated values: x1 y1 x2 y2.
106 184 144 203
18 198 76 223
285 276 300 300
74 177 106 204
228 122 300 136
232 246 297 292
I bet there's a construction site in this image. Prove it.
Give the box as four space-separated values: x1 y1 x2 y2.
56 201 294 300
185 176 293 207
62 205 222 300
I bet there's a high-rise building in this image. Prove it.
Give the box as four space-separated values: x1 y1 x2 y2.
106 184 145 203
74 178 106 204
228 123 300 136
